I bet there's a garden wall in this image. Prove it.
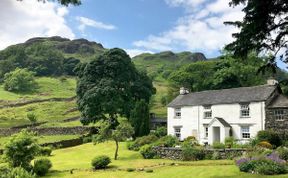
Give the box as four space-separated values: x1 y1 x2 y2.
152 146 247 160
0 126 96 136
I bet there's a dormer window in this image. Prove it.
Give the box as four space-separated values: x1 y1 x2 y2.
203 105 212 119
274 110 285 121
240 104 250 117
175 108 181 118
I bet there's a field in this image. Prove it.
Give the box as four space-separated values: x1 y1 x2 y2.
42 142 288 178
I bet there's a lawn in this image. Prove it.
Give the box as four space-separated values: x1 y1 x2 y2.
0 100 79 128
0 77 76 103
150 81 169 118
44 142 288 178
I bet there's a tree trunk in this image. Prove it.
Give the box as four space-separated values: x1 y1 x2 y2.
114 139 119 160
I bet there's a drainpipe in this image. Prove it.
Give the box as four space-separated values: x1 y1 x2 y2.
261 102 264 130
198 106 200 141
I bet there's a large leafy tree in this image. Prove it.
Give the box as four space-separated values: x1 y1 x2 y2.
76 48 155 126
225 0 288 71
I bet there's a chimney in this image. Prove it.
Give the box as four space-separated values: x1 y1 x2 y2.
180 87 189 95
267 78 278 86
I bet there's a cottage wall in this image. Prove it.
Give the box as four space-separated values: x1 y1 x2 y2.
265 108 288 139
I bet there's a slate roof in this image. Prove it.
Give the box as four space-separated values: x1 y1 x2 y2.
209 117 231 128
168 85 278 107
268 94 288 108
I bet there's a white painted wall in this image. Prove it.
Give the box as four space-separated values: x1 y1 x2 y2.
167 101 266 144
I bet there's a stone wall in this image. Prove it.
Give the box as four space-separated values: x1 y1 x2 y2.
0 126 95 136
152 146 247 160
265 108 288 139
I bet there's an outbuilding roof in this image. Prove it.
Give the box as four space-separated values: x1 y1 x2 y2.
167 85 278 107
267 94 288 108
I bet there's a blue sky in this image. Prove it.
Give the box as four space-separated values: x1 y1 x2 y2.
0 0 287 70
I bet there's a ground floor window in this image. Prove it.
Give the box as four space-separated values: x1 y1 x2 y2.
273 109 285 121
174 127 181 139
241 126 250 139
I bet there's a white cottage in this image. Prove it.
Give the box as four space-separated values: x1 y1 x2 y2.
167 79 288 144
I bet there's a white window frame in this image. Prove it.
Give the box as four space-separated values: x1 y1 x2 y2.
174 108 181 118
204 125 208 138
241 126 250 139
174 127 181 139
203 105 212 119
274 109 285 121
240 104 250 118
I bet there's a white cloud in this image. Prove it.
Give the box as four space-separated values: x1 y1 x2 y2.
0 0 75 50
125 49 154 58
133 0 244 56
76 16 116 33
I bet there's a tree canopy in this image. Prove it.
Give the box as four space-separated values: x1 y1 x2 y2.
76 48 155 125
225 0 288 71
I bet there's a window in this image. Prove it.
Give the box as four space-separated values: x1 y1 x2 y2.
241 126 250 139
203 105 212 119
174 127 181 139
175 108 181 118
240 104 250 117
204 125 208 138
274 110 285 121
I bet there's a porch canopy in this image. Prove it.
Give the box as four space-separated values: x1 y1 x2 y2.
207 117 231 144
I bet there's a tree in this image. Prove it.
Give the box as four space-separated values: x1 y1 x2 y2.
129 99 150 137
4 68 37 92
63 57 80 75
3 130 40 170
93 121 134 160
225 0 288 71
76 48 155 126
17 0 81 6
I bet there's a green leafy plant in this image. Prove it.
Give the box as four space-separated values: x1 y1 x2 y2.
212 142 225 149
91 155 111 169
33 158 52 176
39 147 52 156
140 145 156 159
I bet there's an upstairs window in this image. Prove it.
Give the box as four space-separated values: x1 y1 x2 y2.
241 126 250 139
174 127 181 139
274 110 285 121
240 104 250 117
175 108 181 118
203 105 212 119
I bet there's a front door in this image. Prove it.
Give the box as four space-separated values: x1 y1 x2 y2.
213 127 220 143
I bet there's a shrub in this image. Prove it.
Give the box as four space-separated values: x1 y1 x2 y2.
181 146 205 161
212 142 225 149
254 160 287 175
27 112 37 124
33 158 52 176
258 141 273 149
3 130 39 170
0 164 10 178
225 137 235 148
276 147 288 160
39 147 52 156
256 130 281 147
7 167 36 178
182 136 199 146
153 135 179 147
140 145 156 159
145 169 153 173
82 136 92 143
126 168 136 172
129 135 158 151
91 155 111 169
3 68 37 92
153 127 167 137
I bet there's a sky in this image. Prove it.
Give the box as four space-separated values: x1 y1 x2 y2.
0 0 287 70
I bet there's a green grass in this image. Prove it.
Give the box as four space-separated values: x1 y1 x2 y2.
44 142 288 178
0 100 79 128
150 81 168 118
0 77 76 103
0 135 81 149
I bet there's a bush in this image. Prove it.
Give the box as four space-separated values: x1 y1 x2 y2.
126 168 136 172
3 68 37 92
39 147 52 156
140 145 156 159
181 146 205 161
212 142 225 149
256 130 281 147
225 137 235 148
82 136 92 143
128 135 159 151
0 164 10 178
27 112 37 124
91 155 111 169
3 130 39 170
145 169 153 173
276 147 288 161
182 136 199 147
153 135 179 147
258 141 273 149
153 127 167 138
7 167 36 178
33 158 52 176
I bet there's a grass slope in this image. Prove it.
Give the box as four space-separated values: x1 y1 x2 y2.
44 142 288 178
